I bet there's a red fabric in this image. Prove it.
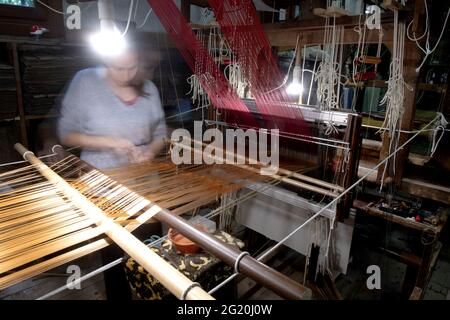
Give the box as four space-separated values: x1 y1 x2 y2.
146 0 310 138
146 0 258 129
208 0 310 138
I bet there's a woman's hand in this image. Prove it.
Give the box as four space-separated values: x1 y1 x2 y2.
129 139 164 163
109 138 136 155
60 132 157 164
61 133 136 155
129 147 155 164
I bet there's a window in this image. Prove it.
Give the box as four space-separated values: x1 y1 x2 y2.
0 0 35 7
279 8 286 21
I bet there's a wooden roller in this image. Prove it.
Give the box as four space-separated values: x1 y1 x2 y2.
14 143 214 300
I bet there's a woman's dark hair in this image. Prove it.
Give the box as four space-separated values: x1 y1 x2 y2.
105 32 151 97
129 68 150 97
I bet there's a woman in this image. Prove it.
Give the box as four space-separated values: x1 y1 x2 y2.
58 46 166 169
58 45 166 300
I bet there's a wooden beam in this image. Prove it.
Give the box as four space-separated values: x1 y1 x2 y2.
412 0 425 33
265 22 394 47
190 0 209 7
265 12 394 30
286 0 297 21
337 114 362 221
409 287 423 300
402 178 450 205
10 43 28 149
415 240 442 290
181 0 191 22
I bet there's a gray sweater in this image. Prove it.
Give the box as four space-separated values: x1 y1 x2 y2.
58 67 167 169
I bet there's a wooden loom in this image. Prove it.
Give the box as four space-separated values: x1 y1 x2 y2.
0 144 316 300
0 144 212 300
0 101 362 297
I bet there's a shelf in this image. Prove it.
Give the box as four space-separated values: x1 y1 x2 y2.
25 114 59 120
417 83 447 93
403 178 450 205
353 200 447 233
0 35 88 48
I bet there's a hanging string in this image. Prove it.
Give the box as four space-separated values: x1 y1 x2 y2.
406 0 450 72
375 27 384 73
430 112 449 157
137 8 153 29
36 0 64 15
163 34 184 128
315 15 344 111
378 11 412 187
307 45 320 106
263 34 299 95
121 0 135 37
352 11 367 84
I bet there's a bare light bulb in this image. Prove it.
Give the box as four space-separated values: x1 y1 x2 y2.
287 81 303 95
90 27 127 57
286 66 303 95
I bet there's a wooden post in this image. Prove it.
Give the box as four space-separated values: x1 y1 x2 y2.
336 114 362 221
409 287 423 300
10 43 28 148
181 0 191 22
402 264 419 299
377 41 421 186
412 0 425 33
415 234 437 289
286 0 297 21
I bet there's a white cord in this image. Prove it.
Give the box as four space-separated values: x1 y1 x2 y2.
430 113 448 157
187 74 210 108
378 12 410 187
0 146 80 168
180 282 201 300
406 0 450 72
121 0 134 37
324 122 339 136
316 24 343 110
307 46 320 105
36 0 64 15
225 63 249 98
133 0 140 19
234 251 250 273
362 123 450 134
137 7 153 29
